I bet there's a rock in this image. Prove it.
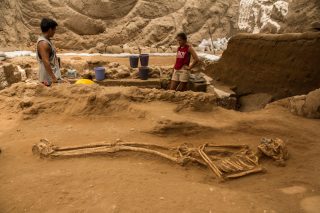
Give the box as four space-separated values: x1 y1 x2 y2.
122 44 131 53
112 45 124 54
302 89 320 118
64 14 106 35
17 65 27 81
110 68 118 74
287 89 320 119
131 70 139 79
0 64 22 90
287 95 305 115
95 42 105 53
118 65 130 72
86 47 94 53
105 69 114 79
149 68 161 78
4 64 22 84
108 62 120 68
106 45 123 54
105 46 113 53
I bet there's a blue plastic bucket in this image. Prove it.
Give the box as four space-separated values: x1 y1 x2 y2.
94 67 105 81
129 55 139 68
139 67 149 80
140 54 149 67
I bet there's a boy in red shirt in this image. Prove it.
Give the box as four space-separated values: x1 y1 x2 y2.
170 32 199 91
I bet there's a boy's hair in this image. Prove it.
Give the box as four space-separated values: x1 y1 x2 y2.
40 18 58 33
82 73 93 80
176 32 187 41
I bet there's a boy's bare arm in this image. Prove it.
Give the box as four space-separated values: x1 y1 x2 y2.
188 46 200 69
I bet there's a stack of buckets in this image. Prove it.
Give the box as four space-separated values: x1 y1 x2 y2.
130 54 149 80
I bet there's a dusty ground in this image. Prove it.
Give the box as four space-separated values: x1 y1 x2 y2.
0 83 319 213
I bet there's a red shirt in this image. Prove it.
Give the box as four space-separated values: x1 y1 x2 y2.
174 45 191 70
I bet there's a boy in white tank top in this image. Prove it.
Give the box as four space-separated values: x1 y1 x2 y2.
36 18 62 86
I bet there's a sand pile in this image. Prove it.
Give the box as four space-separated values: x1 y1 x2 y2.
1 0 318 50
211 32 320 100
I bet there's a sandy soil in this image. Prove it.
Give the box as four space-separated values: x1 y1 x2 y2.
0 84 319 213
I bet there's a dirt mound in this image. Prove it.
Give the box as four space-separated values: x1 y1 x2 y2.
1 0 319 50
212 32 320 100
0 83 236 119
0 83 135 119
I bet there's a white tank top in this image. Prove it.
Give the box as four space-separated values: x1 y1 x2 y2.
36 36 61 83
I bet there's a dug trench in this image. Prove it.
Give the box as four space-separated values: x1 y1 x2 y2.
0 81 320 212
1 32 320 211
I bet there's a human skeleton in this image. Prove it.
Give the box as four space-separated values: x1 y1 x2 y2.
33 138 288 182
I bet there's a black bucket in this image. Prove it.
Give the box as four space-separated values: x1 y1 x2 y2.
140 54 149 67
129 55 139 68
139 67 149 80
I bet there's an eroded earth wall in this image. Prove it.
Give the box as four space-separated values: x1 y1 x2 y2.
212 32 320 99
0 0 319 50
